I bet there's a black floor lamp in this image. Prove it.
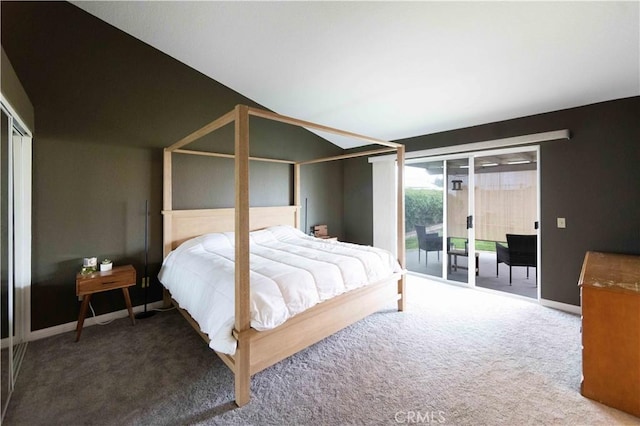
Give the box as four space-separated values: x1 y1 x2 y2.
136 199 155 319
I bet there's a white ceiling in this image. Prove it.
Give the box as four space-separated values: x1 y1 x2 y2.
73 1 639 149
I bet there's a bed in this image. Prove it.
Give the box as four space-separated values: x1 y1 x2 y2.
161 105 406 406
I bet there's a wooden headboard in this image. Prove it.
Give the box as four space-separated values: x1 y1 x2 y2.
162 205 300 256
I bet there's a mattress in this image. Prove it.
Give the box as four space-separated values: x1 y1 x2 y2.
158 225 402 355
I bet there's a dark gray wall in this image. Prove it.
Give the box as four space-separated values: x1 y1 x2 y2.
1 46 34 131
343 156 373 245
2 2 343 330
344 97 640 306
300 162 344 236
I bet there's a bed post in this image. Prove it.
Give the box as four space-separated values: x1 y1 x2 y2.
396 146 406 311
234 105 251 407
294 163 301 229
162 148 173 309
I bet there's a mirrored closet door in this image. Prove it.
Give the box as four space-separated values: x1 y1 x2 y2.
1 104 31 421
1 108 10 419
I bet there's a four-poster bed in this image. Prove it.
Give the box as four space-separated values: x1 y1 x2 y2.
161 104 406 406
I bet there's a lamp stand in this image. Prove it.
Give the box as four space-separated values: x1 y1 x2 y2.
135 200 156 320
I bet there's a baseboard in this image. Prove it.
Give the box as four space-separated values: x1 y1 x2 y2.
27 301 165 342
539 298 581 315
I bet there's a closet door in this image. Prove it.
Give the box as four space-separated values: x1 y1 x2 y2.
1 105 31 421
1 108 12 418
11 131 29 381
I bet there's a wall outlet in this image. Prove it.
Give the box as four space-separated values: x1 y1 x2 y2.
557 217 566 228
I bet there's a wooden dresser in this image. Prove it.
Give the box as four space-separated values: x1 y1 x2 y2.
579 251 640 417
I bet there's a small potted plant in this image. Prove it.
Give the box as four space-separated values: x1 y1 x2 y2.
100 258 113 271
81 257 97 275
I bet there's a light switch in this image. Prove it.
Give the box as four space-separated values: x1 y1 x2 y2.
557 217 566 228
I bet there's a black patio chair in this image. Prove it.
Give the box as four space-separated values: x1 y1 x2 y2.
415 225 442 265
496 234 537 285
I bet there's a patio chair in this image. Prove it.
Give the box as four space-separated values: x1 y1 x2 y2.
496 234 537 285
415 225 442 265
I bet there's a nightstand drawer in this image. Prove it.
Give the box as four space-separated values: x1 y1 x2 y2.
77 274 134 294
76 265 136 296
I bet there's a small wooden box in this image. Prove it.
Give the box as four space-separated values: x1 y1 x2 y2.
314 224 328 237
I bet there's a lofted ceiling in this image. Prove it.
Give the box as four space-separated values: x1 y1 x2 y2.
72 1 639 149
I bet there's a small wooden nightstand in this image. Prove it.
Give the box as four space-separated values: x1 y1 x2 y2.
75 264 136 341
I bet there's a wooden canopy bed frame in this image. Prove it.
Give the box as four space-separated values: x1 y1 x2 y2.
162 104 406 406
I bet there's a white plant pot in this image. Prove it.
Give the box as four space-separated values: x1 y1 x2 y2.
100 263 112 272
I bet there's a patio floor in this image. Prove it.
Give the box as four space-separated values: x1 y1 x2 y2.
406 248 538 299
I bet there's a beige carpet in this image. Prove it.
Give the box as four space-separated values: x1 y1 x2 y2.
4 276 639 425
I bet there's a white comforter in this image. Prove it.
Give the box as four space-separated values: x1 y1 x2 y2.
158 225 401 355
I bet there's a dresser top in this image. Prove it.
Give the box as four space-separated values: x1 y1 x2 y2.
579 251 640 293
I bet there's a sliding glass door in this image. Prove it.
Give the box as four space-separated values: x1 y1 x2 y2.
405 156 475 284
474 149 539 297
405 147 539 299
405 161 444 278
446 158 471 284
